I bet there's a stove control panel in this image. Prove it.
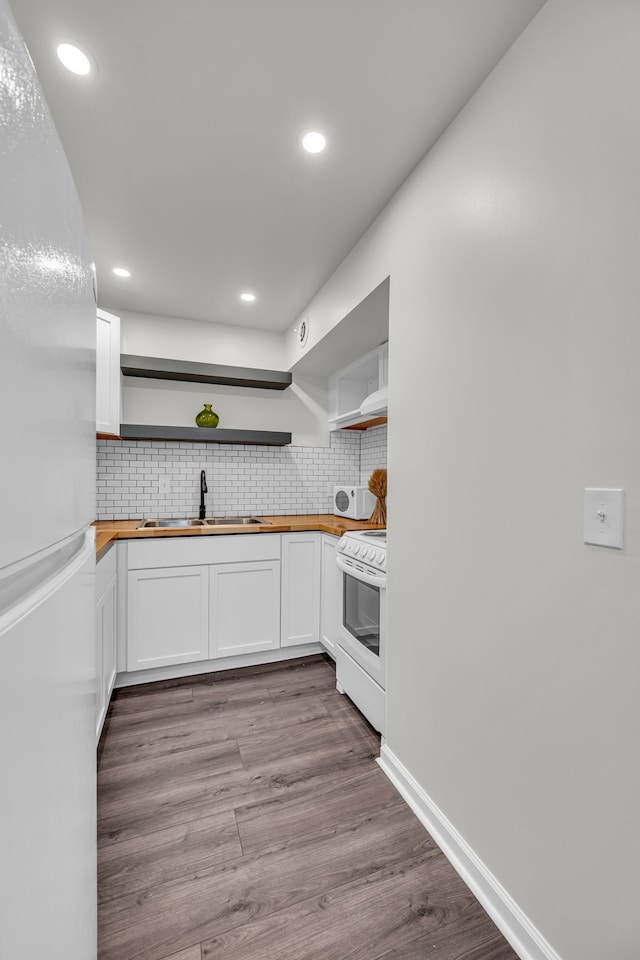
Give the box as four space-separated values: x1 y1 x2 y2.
337 531 387 572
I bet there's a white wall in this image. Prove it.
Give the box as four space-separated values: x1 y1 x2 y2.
119 310 286 368
287 3 640 958
115 310 331 446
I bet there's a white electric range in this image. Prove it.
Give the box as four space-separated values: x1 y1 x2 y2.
335 529 387 736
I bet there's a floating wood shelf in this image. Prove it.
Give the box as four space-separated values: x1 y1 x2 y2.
119 424 291 446
121 354 292 391
343 416 388 431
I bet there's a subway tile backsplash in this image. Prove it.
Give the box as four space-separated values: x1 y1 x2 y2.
360 424 387 485
96 426 387 520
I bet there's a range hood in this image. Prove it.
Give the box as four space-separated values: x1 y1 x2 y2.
359 384 388 417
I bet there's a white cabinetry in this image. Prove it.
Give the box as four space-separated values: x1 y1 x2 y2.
127 565 209 671
126 535 281 672
96 547 117 741
96 308 121 436
210 561 280 657
281 533 321 648
328 343 388 430
320 534 339 658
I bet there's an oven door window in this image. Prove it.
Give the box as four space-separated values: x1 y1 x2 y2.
343 571 380 657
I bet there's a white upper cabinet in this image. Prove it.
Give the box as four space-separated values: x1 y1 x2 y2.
328 343 388 430
96 308 121 436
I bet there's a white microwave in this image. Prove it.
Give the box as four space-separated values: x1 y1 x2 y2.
333 485 375 520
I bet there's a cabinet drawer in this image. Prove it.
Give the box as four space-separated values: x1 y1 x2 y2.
128 533 281 569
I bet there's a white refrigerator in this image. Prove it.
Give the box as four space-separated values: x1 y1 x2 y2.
0 3 98 958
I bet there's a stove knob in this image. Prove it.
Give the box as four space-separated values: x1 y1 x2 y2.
352 544 360 555
376 551 385 564
338 538 347 550
368 548 377 560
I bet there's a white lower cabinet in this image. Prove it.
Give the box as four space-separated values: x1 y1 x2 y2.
210 560 281 657
121 532 337 679
125 534 282 672
127 565 209 671
320 534 339 658
281 533 321 648
96 548 117 741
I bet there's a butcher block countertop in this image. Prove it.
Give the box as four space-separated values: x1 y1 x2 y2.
94 514 382 561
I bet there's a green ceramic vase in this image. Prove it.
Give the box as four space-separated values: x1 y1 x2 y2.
195 403 219 428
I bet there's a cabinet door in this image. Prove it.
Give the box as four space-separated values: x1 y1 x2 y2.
320 535 339 658
96 573 117 742
210 561 280 658
96 308 121 436
95 593 105 740
127 566 209 671
102 575 117 705
281 533 320 648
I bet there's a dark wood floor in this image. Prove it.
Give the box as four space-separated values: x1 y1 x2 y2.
98 654 518 960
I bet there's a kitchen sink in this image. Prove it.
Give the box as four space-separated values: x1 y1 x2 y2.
205 516 269 525
138 518 206 528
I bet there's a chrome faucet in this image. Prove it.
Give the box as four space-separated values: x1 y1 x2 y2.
199 470 207 520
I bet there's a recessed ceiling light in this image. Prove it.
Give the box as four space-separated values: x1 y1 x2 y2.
240 292 256 302
301 131 326 154
56 42 92 76
113 267 131 278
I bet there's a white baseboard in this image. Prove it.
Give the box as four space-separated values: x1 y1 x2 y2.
115 642 324 688
377 745 562 960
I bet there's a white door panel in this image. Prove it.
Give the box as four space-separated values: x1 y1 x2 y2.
127 566 209 670
96 309 121 436
210 561 280 657
281 533 320 647
320 534 339 657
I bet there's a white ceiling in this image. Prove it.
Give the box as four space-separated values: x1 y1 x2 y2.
11 0 545 332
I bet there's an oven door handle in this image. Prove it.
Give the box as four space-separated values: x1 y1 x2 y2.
336 554 387 589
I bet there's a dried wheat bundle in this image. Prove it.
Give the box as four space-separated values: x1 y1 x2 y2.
368 468 387 526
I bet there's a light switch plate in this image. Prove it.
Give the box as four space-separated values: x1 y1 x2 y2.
583 488 624 549
159 476 171 496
